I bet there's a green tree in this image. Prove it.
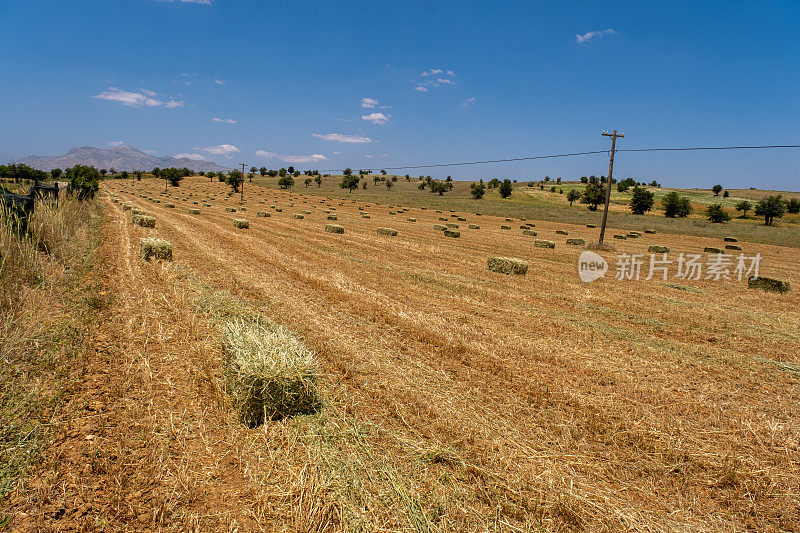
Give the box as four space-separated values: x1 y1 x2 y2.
712 184 723 196
498 179 513 198
65 165 100 199
581 182 604 211
566 188 581 206
258 166 267 176
755 195 786 225
343 167 353 177
277 175 294 189
287 166 295 174
706 204 731 223
661 192 692 218
385 178 394 190
278 168 287 177
162 167 183 187
786 198 800 214
629 186 655 214
314 175 322 187
723 190 730 198
470 182 485 199
304 177 312 187
340 175 359 192
99 169 107 176
227 169 244 192
51 168 62 179
735 200 752 218
487 178 500 189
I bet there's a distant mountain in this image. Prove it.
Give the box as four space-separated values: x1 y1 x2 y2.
17 145 231 173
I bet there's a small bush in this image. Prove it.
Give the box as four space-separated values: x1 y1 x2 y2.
445 223 459 228
586 224 597 228
325 224 344 234
225 207 237 213
407 218 416 222
140 238 172 261
233 219 249 229
433 224 446 231
487 257 528 275
377 227 398 236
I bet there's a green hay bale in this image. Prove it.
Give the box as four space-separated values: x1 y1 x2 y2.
292 213 305 219
327 214 338 220
486 256 528 276
233 219 250 229
534 240 555 249
433 224 447 231
648 245 670 253
566 238 585 246
469 224 480 229
407 218 416 222
500 225 511 230
523 229 537 236
724 236 738 242
704 247 723 254
644 229 656 234
188 208 201 215
140 237 172 261
165 203 175 208
613 234 627 240
586 224 597 228
725 244 742 250
325 224 344 234
133 214 156 228
555 230 568 235
377 227 398 236
748 276 791 293
445 223 459 228
628 231 641 237
438 217 448 221
222 320 320 427
457 217 466 221
443 229 460 238
225 207 237 212
257 211 270 217
626 233 639 239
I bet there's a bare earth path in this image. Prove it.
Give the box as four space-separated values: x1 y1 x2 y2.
10 178 800 531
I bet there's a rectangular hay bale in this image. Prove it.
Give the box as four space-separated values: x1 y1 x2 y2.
140 237 172 261
486 256 528 276
325 224 344 234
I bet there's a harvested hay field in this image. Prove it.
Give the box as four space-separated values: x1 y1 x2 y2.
12 175 799 532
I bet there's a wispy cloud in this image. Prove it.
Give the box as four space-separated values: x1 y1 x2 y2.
93 87 184 108
333 151 342 155
461 97 476 107
414 86 428 93
142 149 157 155
361 112 390 125
158 0 212 5
255 150 277 158
414 68 456 92
254 150 327 164
576 28 617 44
361 97 379 108
214 78 225 85
313 133 374 144
212 117 237 124
108 140 125 147
174 153 207 161
197 144 240 156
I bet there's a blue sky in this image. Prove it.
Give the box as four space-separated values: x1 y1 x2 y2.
1 0 798 189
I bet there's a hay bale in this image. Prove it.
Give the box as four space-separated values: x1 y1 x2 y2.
626 233 639 239
222 320 320 427
486 256 528 276
523 229 537 236
501 225 511 230
748 276 791 293
292 213 304 219
188 208 201 215
225 207 237 212
648 245 670 253
613 234 627 240
457 217 466 221
644 229 656 234
257 211 270 217
443 229 460 238
165 203 175 208
725 244 742 250
361 214 371 219
275 208 283 212
133 214 156 228
724 237 738 242
407 218 416 222
586 224 597 228
140 238 172 261
556 230 568 235
433 224 447 231
122 203 132 211
233 219 250 229
303 210 311 214
534 240 555 249
445 223 459 228
566 238 585 246
438 217 448 221
704 247 723 254
469 224 480 229
326 214 338 220
325 224 344 234
377 227 398 236
628 231 641 237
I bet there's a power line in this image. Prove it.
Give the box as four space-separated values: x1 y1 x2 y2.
319 144 800 173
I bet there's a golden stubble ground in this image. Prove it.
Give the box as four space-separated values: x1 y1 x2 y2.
13 177 799 532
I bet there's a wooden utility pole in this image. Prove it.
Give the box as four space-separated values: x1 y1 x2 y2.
240 163 246 202
598 130 624 244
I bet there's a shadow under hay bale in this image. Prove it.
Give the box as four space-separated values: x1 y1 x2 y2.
233 219 249 229
748 276 791 293
648 245 670 253
140 237 173 261
377 227 398 236
325 224 344 234
222 320 320 427
487 256 528 275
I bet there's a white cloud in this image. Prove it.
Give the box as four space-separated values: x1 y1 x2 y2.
254 150 278 158
281 154 327 164
364 155 374 159
212 117 237 123
313 133 374 144
576 28 617 44
214 78 225 85
333 151 342 155
93 87 184 108
361 97 379 108
158 0 212 5
361 112 390 125
198 144 240 156
436 78 454 85
414 68 456 91
174 153 207 161
462 97 476 107
414 86 428 92
108 141 125 147
421 68 444 77
142 149 157 155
